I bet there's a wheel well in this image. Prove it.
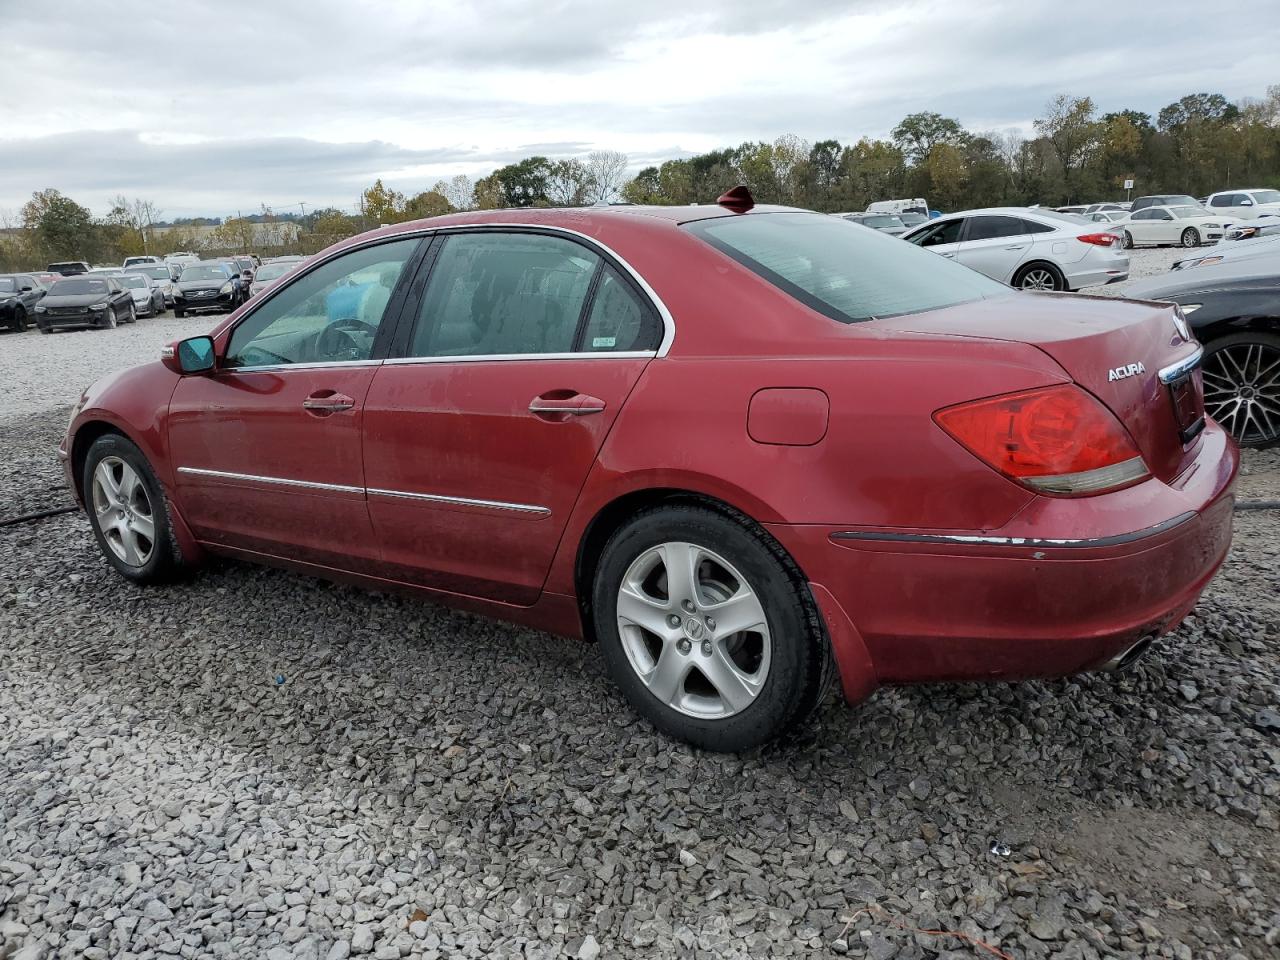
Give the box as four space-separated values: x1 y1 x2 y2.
1196 317 1280 344
70 421 126 500
1013 260 1064 284
573 488 809 642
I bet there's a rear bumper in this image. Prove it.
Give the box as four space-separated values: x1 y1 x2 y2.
774 422 1239 702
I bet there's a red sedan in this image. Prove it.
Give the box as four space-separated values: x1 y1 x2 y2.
60 190 1238 751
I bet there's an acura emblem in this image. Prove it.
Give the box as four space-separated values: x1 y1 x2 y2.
1107 362 1146 382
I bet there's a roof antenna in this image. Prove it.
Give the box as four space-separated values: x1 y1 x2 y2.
717 185 755 213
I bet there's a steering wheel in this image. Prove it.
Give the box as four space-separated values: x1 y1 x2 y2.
315 317 379 362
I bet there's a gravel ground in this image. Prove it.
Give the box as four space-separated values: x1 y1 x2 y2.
1 284 1278 960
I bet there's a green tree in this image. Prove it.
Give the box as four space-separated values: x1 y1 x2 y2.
21 189 94 262
492 157 553 207
892 112 963 165
361 179 406 224
402 190 453 220
1034 94 1101 202
545 159 593 206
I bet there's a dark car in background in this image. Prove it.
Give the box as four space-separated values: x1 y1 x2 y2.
47 261 91 276
34 276 135 332
173 262 238 317
0 274 47 332
1125 254 1280 447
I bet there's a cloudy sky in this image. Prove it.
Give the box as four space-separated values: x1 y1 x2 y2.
1 0 1275 219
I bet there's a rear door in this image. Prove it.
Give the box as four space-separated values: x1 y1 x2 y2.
362 229 664 604
955 215 1030 283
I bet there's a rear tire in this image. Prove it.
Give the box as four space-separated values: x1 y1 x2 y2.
83 434 187 583
591 504 833 752
1013 262 1067 292
1122 231 1134 249
1181 228 1200 248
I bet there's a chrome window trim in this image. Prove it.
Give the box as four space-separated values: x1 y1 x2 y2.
367 488 550 516
176 466 363 495
1158 345 1204 384
384 351 653 366
222 359 384 374
228 222 676 359
176 466 551 517
831 511 1196 549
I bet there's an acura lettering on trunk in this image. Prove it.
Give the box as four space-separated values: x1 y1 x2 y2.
1108 362 1147 381
59 187 1240 752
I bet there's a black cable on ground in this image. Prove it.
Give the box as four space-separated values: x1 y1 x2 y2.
1236 500 1280 512
0 505 80 528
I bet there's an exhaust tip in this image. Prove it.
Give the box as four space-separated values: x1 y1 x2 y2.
1102 633 1157 673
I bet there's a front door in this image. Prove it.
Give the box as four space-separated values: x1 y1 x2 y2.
362 230 664 604
167 237 423 568
905 217 965 262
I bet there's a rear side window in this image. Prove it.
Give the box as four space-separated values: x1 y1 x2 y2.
409 232 599 357
581 266 661 352
686 212 1007 324
1020 219 1056 234
965 216 1024 240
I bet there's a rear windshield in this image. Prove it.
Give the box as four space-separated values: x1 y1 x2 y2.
120 275 147 288
253 262 293 281
50 279 107 295
685 212 1007 323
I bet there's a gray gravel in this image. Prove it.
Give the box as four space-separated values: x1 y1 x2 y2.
2 284 1278 960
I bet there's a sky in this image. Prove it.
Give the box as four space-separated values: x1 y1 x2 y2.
1 0 1276 220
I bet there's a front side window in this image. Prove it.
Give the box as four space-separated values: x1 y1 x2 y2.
964 216 1025 241
1210 195 1231 207
408 232 600 358
226 238 419 368
687 212 1007 324
908 218 964 247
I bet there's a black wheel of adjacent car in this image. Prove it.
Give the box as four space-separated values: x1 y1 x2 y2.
126 303 137 324
1181 228 1200 248
99 310 117 330
1201 331 1280 448
591 503 834 752
174 308 185 319
1122 231 1134 249
9 306 27 332
83 434 186 583
1013 262 1067 292
39 323 51 334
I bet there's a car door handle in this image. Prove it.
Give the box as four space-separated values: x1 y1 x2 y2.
302 391 355 414
940 252 955 258
529 393 606 419
1004 244 1028 250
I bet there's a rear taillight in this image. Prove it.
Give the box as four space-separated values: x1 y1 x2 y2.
934 385 1149 496
1077 232 1117 246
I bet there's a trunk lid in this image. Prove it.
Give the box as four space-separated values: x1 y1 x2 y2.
875 292 1204 482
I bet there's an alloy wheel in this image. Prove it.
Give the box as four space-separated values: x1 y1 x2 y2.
1202 342 1280 446
1020 268 1058 291
1181 228 1199 248
615 541 771 720
91 457 156 567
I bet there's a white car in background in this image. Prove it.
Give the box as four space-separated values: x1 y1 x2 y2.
901 207 1128 291
1205 188 1280 221
1119 205 1236 249
1086 210 1127 224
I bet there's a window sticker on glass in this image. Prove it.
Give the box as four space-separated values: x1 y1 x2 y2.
592 336 616 348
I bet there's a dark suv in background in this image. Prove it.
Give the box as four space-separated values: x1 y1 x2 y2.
0 274 47 331
1130 195 1203 213
47 261 91 276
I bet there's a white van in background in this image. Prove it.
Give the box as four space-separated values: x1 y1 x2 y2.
867 198 930 216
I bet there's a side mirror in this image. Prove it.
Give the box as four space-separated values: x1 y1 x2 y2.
20 285 32 292
161 336 217 375
1240 198 1254 206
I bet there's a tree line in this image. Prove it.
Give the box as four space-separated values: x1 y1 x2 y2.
4 87 1277 271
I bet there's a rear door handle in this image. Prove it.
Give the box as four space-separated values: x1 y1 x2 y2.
529 392 606 419
1004 244 1028 250
303 391 355 414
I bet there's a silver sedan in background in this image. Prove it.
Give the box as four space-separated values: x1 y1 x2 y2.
902 207 1129 291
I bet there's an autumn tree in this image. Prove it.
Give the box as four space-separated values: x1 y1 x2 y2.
402 190 453 220
361 179 406 224
1034 94 1101 202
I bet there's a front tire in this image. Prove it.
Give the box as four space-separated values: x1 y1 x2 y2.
126 303 137 324
9 307 27 332
1201 331 1280 448
591 504 832 751
1013 262 1067 292
174 308 185 318
1181 228 1200 248
83 434 185 583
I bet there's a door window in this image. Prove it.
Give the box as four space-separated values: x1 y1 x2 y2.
964 216 1025 241
581 266 661 352
908 218 964 247
1131 209 1159 220
408 232 600 358
226 238 419 368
